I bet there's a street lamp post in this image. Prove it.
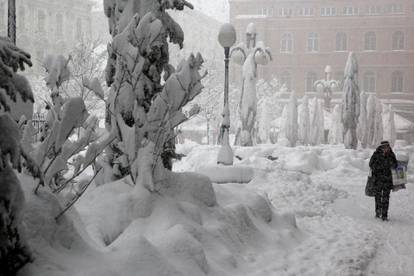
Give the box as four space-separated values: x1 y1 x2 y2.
217 23 236 165
314 65 339 111
8 0 16 44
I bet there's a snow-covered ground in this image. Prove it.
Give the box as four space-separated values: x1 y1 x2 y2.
18 142 414 276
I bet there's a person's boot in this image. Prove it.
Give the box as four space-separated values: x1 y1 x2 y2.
382 216 389 221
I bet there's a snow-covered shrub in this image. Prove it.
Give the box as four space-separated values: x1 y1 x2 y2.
357 91 368 148
372 98 384 147
284 92 298 147
298 96 310 145
366 94 376 147
102 0 205 185
329 104 344 144
341 52 360 150
310 98 324 145
383 105 396 147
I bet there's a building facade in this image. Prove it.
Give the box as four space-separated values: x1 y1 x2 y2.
0 0 93 69
229 0 414 101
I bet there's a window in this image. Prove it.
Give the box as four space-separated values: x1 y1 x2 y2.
307 32 319 52
343 7 358 16
56 14 63 38
38 10 46 33
280 33 293 53
363 72 376 92
392 31 404 50
364 32 376 51
280 71 292 91
279 7 293 17
306 72 318 92
386 4 403 14
321 7 336 16
298 7 314 16
76 18 82 41
18 7 26 30
336 32 347 51
367 5 381 15
391 71 404 92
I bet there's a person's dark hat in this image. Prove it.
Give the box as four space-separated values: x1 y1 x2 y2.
380 141 390 147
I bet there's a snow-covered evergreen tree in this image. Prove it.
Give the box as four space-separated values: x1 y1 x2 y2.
384 105 397 147
298 95 310 145
329 104 343 144
341 52 360 150
310 98 324 145
357 91 368 148
372 98 384 147
366 94 376 147
318 100 325 144
0 36 35 275
285 92 298 147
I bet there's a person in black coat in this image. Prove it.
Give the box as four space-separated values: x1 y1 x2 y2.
369 141 398 221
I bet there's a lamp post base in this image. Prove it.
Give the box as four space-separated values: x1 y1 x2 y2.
217 128 234 166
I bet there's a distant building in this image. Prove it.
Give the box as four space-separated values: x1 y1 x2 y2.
0 0 94 70
229 0 414 103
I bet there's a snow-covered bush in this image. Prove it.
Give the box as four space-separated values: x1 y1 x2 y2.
357 91 368 148
329 104 344 144
298 96 310 145
383 105 396 147
102 0 205 186
372 98 384 147
366 94 376 147
341 52 360 150
310 98 324 145
284 92 298 147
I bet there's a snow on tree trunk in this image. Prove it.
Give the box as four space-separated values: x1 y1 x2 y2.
384 105 397 147
357 91 368 148
285 91 298 147
372 98 384 147
298 96 310 145
341 52 360 150
366 94 376 147
328 104 344 144
103 0 204 186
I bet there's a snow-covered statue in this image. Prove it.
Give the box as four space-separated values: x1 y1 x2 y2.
314 65 339 111
231 22 272 146
103 0 204 182
341 52 360 150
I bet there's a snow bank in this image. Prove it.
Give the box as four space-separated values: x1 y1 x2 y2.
74 169 300 276
196 165 254 184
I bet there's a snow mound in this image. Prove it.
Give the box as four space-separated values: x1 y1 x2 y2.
196 165 254 184
76 171 301 275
